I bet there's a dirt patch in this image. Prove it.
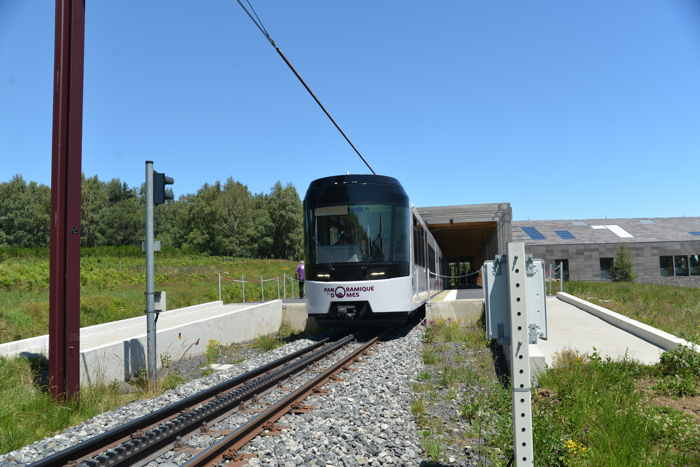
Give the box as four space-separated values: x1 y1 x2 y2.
650 395 700 423
637 377 700 423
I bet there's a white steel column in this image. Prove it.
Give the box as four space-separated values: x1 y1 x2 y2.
507 241 534 466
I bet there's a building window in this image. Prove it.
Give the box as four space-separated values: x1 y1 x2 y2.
691 255 700 276
554 259 569 281
555 230 575 240
660 256 674 277
521 226 545 240
675 256 690 276
600 257 614 280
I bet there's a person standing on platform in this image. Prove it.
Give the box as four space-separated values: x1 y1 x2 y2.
296 260 305 299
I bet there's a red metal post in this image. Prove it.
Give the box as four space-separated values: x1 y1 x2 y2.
49 0 85 400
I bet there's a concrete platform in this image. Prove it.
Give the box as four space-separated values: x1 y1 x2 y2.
456 288 484 300
427 289 485 326
537 296 665 366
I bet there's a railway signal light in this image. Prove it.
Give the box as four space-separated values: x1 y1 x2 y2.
153 171 175 205
144 161 174 388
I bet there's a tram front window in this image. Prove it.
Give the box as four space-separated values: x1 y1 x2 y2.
309 204 409 264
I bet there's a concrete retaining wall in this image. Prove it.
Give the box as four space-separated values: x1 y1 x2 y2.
86 300 284 384
281 303 308 333
556 292 695 351
0 301 225 359
1 300 284 385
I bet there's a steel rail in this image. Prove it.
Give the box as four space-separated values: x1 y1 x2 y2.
30 337 340 467
185 336 380 466
71 335 354 467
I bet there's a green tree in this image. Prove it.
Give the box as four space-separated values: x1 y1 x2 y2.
81 175 108 247
611 246 636 282
96 197 143 246
0 175 50 248
265 182 303 259
0 174 305 260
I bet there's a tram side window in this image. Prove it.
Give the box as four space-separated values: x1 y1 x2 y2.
428 245 436 272
413 225 423 267
419 231 426 267
419 232 425 267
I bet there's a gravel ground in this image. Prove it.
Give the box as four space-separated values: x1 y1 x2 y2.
233 326 425 466
1 326 426 466
0 338 321 466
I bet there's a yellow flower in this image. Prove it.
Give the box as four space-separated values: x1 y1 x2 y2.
564 439 589 455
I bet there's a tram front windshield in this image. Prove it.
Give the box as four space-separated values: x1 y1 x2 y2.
308 204 409 265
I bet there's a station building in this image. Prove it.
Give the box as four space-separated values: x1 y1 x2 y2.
512 217 700 287
417 203 700 288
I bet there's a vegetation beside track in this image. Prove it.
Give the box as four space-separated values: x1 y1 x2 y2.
411 319 512 464
563 281 700 343
0 356 142 456
0 247 301 343
414 319 700 466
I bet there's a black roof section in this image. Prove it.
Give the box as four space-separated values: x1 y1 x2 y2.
304 174 408 207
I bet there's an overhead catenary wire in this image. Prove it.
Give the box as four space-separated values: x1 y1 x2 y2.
234 0 377 175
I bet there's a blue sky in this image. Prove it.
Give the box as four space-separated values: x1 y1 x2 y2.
1 1 699 220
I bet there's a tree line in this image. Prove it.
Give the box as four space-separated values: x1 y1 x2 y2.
0 175 304 259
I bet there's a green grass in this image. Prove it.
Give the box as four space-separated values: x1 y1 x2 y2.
0 356 144 454
412 319 512 464
415 319 700 466
536 350 700 466
0 248 301 343
564 281 700 343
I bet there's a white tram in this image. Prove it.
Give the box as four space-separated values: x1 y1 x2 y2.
303 175 443 324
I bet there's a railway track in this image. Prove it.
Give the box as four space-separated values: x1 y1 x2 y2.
185 335 379 466
30 333 378 467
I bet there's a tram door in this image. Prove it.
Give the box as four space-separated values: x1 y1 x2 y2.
447 260 471 289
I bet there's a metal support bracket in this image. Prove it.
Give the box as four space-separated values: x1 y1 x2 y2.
507 242 534 467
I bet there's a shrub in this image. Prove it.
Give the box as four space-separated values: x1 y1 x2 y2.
610 246 636 282
654 374 698 397
251 335 282 352
206 339 222 364
160 371 185 391
658 345 700 377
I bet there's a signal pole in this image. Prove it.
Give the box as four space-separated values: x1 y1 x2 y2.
145 161 156 386
145 161 174 387
49 0 85 400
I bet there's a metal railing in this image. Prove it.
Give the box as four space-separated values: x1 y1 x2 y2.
545 263 564 295
216 272 303 302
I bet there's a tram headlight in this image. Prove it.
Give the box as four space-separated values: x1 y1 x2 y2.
316 273 331 278
370 271 385 277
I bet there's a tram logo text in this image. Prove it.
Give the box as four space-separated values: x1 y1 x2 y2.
323 285 375 298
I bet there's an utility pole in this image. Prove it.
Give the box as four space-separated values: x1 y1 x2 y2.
49 0 85 400
144 161 174 387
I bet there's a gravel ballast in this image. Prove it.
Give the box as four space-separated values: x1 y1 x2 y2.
1 326 426 466
235 327 425 466
0 338 318 465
